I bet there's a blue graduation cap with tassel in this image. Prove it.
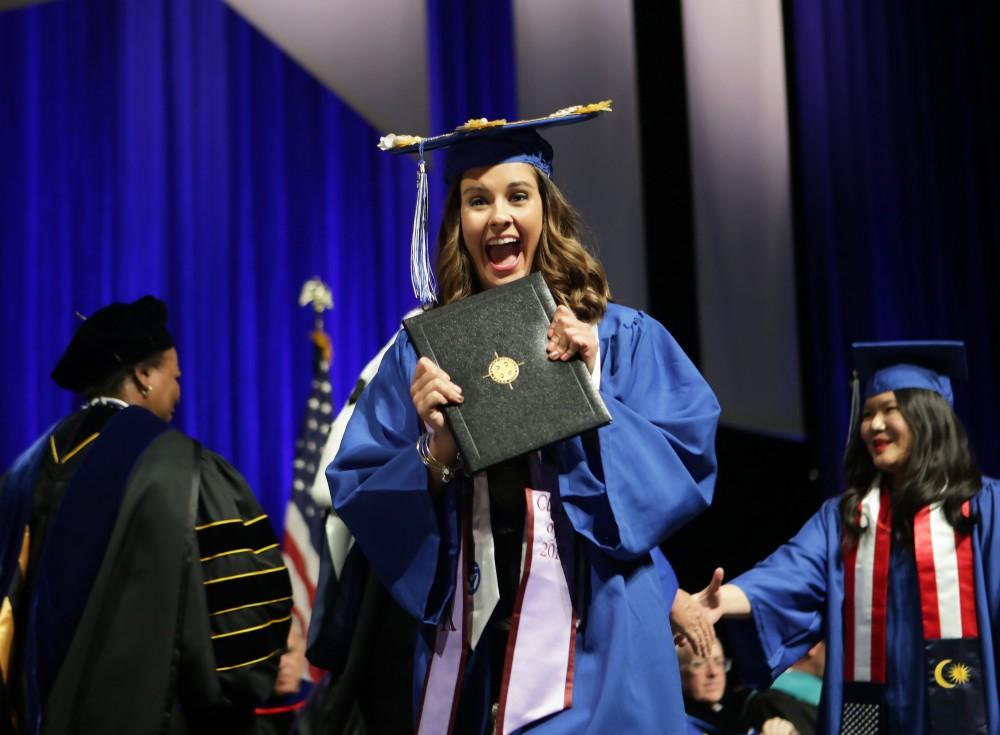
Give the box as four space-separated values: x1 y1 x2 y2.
377 101 613 306
852 340 967 406
844 340 968 449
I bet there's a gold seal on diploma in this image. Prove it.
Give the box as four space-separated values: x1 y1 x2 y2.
484 352 524 390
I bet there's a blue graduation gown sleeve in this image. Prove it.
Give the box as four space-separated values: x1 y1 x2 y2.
327 332 459 626
972 477 1000 735
652 546 680 607
726 499 839 687
555 306 720 558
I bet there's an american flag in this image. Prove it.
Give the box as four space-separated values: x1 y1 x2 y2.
282 328 333 683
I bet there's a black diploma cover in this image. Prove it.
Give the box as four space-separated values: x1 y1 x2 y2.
403 272 612 474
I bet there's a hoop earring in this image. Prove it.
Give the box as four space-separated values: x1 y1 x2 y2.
140 385 152 398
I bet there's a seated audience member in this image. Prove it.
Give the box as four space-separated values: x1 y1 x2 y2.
744 643 824 735
679 638 797 735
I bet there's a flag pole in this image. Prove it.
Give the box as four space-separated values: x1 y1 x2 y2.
282 276 336 686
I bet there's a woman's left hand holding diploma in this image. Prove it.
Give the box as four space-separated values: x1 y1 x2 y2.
547 304 598 374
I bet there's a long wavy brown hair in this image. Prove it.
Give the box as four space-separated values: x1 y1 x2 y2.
434 168 610 322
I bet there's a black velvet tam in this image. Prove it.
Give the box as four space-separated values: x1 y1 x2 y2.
51 296 174 392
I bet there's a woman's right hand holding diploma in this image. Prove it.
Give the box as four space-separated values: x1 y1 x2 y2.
693 567 752 622
411 357 462 489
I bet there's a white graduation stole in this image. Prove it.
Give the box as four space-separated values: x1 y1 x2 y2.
414 459 577 735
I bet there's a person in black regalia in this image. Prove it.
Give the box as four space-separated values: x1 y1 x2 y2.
0 296 293 735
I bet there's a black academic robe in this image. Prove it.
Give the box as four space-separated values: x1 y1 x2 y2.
0 404 292 735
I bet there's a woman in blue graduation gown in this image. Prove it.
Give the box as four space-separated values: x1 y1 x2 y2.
327 105 720 734
695 342 1000 735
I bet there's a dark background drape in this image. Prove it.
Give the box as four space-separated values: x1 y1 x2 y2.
0 0 417 528
786 0 1000 499
662 1 1000 591
425 0 518 247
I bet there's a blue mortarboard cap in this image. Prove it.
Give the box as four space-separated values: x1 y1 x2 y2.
843 340 967 452
378 102 612 306
852 340 967 406
441 128 553 185
379 101 611 184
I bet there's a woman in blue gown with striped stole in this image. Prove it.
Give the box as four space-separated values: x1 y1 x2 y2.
326 104 720 734
695 341 1000 735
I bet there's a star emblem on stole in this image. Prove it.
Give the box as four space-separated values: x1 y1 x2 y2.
947 661 972 686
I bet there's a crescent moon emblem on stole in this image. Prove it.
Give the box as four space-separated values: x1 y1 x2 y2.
934 658 956 689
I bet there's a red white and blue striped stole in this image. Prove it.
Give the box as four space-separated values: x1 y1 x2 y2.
843 482 893 691
841 480 986 735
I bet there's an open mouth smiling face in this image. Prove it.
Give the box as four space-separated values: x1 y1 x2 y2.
459 162 543 291
485 235 522 274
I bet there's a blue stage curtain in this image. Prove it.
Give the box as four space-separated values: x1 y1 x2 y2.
0 0 416 528
425 0 518 238
786 1 1000 495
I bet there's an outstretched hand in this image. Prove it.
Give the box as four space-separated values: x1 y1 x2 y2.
693 567 726 625
670 589 716 658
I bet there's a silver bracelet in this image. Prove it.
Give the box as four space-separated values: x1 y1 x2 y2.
416 432 462 484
